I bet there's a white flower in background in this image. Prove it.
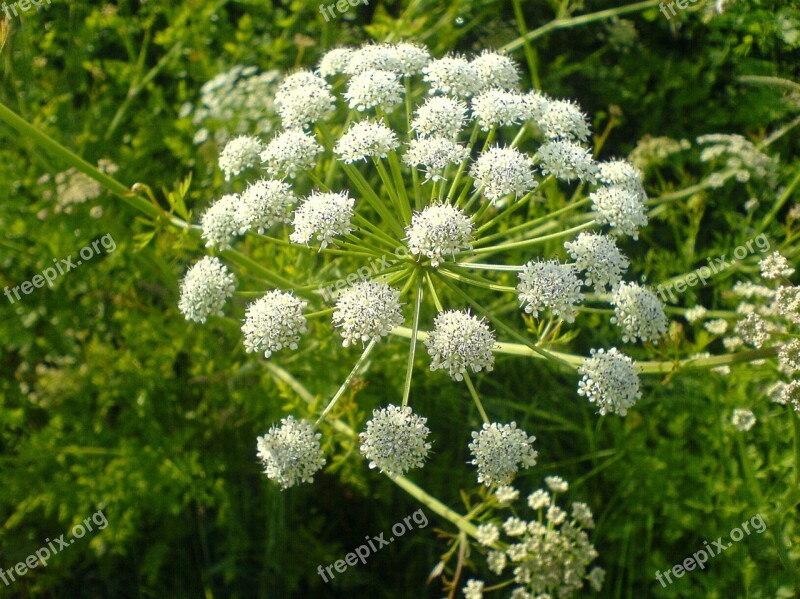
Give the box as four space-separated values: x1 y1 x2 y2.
495 485 520 506
734 313 769 348
201 194 241 249
345 69 404 112
426 310 496 380
537 140 598 183
472 51 520 90
591 184 648 239
275 84 335 129
423 55 483 97
406 203 474 267
564 232 630 292
759 251 795 280
611 282 668 343
772 286 800 324
404 137 469 182
476 523 501 546
684 305 708 323
332 281 404 347
780 381 800 411
778 339 800 374
545 476 569 493
547 505 568 525
260 129 323 178
359 404 431 474
487 550 507 574
527 489 550 510
178 256 236 323
290 190 355 248
242 291 308 357
704 319 729 335
411 96 468 139
219 135 264 180
572 502 595 529
517 259 584 322
317 47 353 77
463 579 485 599
471 89 533 131
470 146 537 203
731 409 756 432
537 98 591 142
334 120 399 163
237 179 297 234
578 348 642 416
468 421 538 486
256 416 326 490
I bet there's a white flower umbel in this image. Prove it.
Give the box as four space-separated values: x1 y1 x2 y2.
597 159 645 189
779 339 800 375
317 48 353 77
564 232 630 292
275 84 335 130
393 42 431 76
278 70 329 94
242 291 308 358
591 184 648 239
411 96 469 139
344 69 404 112
759 251 795 280
256 416 326 490
780 381 800 412
332 280 404 347
426 310 496 381
219 135 264 181
334 120 399 164
577 348 641 416
545 475 569 493
344 44 403 75
237 179 297 234
178 256 236 324
684 305 708 323
260 129 323 178
468 421 538 486
290 190 355 249
537 140 598 183
476 522 501 546
359 404 432 474
472 51 520 90
404 137 469 182
406 203 474 267
470 146 537 204
201 193 241 249
472 89 533 131
734 313 769 348
731 408 756 432
463 579 485 599
423 55 483 97
772 286 800 324
537 98 591 142
610 282 668 344
517 259 584 323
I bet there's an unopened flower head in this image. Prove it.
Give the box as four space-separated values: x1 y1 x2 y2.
426 310 496 381
495 485 520 506
772 286 800 324
731 408 756 432
260 129 323 178
470 146 538 203
404 137 469 182
517 259 584 322
610 282 668 344
564 232 629 292
178 256 236 323
256 416 326 490
545 476 569 493
464 579 485 599
760 251 795 280
779 339 800 375
345 69 404 112
335 120 399 163
472 51 520 90
219 135 264 180
423 55 483 97
242 291 308 357
290 190 355 248
538 99 591 142
411 96 468 139
537 140 598 183
578 348 642 416
201 194 241 249
406 203 474 267
684 305 708 323
528 489 551 510
780 380 800 412
332 280 404 347
591 184 648 239
469 421 538 486
734 312 769 348
238 179 297 234
359 404 432 474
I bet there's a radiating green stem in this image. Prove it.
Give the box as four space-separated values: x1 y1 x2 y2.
401 276 424 407
463 373 490 423
314 338 378 428
468 221 595 256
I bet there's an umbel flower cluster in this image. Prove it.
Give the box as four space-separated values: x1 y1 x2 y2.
178 41 666 491
465 477 604 598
